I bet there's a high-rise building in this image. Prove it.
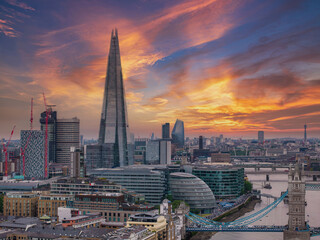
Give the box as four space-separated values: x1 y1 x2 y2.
304 123 307 143
159 140 171 165
40 108 57 163
70 147 85 178
162 123 170 139
172 119 184 148
258 131 264 144
199 136 203 150
98 29 132 167
56 118 80 165
20 130 47 179
146 140 171 165
146 141 160 164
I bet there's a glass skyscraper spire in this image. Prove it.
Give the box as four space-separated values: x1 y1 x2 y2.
98 29 131 167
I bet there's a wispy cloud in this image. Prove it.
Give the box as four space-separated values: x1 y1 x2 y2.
1 0 320 138
5 0 35 11
0 0 35 37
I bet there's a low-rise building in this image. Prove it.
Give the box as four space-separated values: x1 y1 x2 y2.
4 192 39 217
210 152 231 163
73 193 124 211
50 177 122 195
61 213 104 228
38 194 73 218
104 225 156 240
127 212 167 239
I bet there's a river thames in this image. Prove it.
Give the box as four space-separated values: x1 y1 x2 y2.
212 172 320 240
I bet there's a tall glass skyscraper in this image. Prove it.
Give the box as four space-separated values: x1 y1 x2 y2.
98 29 132 167
162 123 170 139
171 119 184 148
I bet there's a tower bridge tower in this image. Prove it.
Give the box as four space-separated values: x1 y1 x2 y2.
284 162 310 240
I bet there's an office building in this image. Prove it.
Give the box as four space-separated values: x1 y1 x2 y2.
162 123 170 139
199 136 203 150
304 123 307 143
146 141 160 164
20 130 47 179
73 193 124 212
134 138 148 164
40 108 57 163
172 119 184 148
210 152 231 163
38 194 73 218
89 167 166 204
50 178 122 195
86 143 115 169
169 172 216 213
192 166 244 199
159 140 171 165
146 140 171 165
70 147 85 178
56 118 80 165
4 192 39 217
98 29 133 167
258 131 264 144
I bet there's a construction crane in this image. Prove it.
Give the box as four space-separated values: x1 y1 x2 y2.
2 125 16 177
30 98 33 130
42 93 49 178
21 98 33 177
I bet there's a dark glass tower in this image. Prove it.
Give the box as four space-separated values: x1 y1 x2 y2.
172 119 184 148
98 29 131 167
162 123 170 139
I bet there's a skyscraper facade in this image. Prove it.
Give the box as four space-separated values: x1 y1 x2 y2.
70 147 85 178
162 123 170 139
56 118 80 165
20 130 48 179
172 119 184 148
40 108 57 163
98 29 132 167
304 123 307 143
258 131 264 144
199 136 203 150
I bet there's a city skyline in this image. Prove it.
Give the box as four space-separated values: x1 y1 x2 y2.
1 0 320 139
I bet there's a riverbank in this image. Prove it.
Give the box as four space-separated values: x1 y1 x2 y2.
188 197 261 240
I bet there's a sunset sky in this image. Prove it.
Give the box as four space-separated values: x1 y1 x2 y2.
1 0 320 139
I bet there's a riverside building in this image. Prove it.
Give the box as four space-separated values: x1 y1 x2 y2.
192 165 245 199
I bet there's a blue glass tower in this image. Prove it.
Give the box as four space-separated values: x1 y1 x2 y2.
171 119 184 148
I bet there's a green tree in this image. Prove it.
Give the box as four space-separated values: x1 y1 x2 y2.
244 180 253 193
172 200 189 212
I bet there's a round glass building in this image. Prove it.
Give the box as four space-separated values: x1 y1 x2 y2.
169 172 216 213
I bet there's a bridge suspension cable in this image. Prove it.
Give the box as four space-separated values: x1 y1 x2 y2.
187 191 288 227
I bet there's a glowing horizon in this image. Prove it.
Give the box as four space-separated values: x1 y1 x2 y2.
1 0 320 140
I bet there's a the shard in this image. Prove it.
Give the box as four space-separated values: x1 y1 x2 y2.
98 29 132 167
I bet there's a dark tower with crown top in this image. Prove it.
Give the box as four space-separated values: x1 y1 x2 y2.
97 29 132 167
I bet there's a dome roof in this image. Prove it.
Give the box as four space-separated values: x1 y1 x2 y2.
169 172 216 211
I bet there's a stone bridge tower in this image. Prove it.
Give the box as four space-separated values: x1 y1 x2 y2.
284 162 310 240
